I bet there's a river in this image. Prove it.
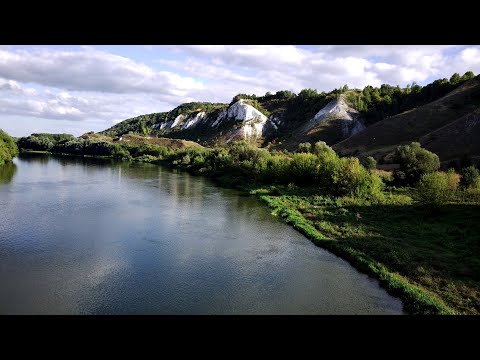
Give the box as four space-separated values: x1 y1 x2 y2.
0 154 404 314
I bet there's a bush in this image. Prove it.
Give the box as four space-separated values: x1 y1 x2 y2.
416 172 450 206
393 142 440 185
445 169 460 191
289 153 319 185
267 155 292 183
298 142 312 153
460 166 480 189
365 156 377 171
313 141 335 157
332 157 384 198
133 154 158 163
0 129 19 165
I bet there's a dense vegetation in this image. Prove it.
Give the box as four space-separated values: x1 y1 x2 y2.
18 134 130 159
17 133 76 152
345 71 476 125
392 142 441 185
0 129 18 165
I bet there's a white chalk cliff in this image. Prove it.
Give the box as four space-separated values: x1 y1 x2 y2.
304 95 365 138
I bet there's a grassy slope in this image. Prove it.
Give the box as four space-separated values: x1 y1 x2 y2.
334 76 480 160
83 133 203 149
252 186 480 314
420 110 480 162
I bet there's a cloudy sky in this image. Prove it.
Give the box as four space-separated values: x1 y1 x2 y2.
0 45 479 137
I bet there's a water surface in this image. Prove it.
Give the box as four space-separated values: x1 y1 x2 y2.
0 154 404 314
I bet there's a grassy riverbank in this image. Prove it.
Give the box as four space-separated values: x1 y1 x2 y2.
248 185 479 315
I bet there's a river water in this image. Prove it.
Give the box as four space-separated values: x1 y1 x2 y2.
0 154 404 314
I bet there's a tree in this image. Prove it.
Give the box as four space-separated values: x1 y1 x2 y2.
449 73 461 85
417 172 450 207
275 90 296 99
298 142 312 153
393 142 440 185
313 141 335 156
0 129 19 165
298 88 318 99
460 166 480 189
365 156 377 171
461 71 475 81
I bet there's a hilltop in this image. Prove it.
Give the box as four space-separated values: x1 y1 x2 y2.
100 71 480 164
334 75 480 164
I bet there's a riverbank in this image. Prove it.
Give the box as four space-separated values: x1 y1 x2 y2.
18 149 480 314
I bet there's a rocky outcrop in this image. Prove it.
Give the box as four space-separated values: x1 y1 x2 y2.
303 95 365 138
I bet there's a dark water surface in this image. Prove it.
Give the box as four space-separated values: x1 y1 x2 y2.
0 154 404 314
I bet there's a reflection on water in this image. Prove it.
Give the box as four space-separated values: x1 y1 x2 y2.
0 154 404 314
0 162 16 184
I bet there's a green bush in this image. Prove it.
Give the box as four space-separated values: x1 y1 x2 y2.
267 154 292 183
298 142 312 153
0 129 19 165
133 154 158 163
332 157 384 198
460 166 480 189
416 172 450 206
393 142 440 185
316 148 341 188
289 153 319 185
313 141 335 157
446 168 460 191
365 156 377 171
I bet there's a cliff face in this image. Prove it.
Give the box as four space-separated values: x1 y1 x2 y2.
302 94 365 139
102 99 273 144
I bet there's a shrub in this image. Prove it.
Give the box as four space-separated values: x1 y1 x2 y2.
313 141 335 157
393 142 440 185
134 154 158 163
445 169 460 191
289 153 319 185
298 142 312 153
460 166 480 189
416 172 450 206
332 157 384 198
267 155 292 183
365 156 377 171
177 154 190 165
316 148 340 188
0 129 19 165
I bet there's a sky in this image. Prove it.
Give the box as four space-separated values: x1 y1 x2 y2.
0 45 479 137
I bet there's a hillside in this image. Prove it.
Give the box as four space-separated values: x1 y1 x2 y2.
101 95 365 148
82 133 203 149
100 72 480 163
334 75 480 162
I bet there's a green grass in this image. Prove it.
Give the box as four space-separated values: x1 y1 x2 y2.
253 186 480 314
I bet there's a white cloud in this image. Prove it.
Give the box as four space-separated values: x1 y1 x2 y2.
0 47 204 94
1 45 479 136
